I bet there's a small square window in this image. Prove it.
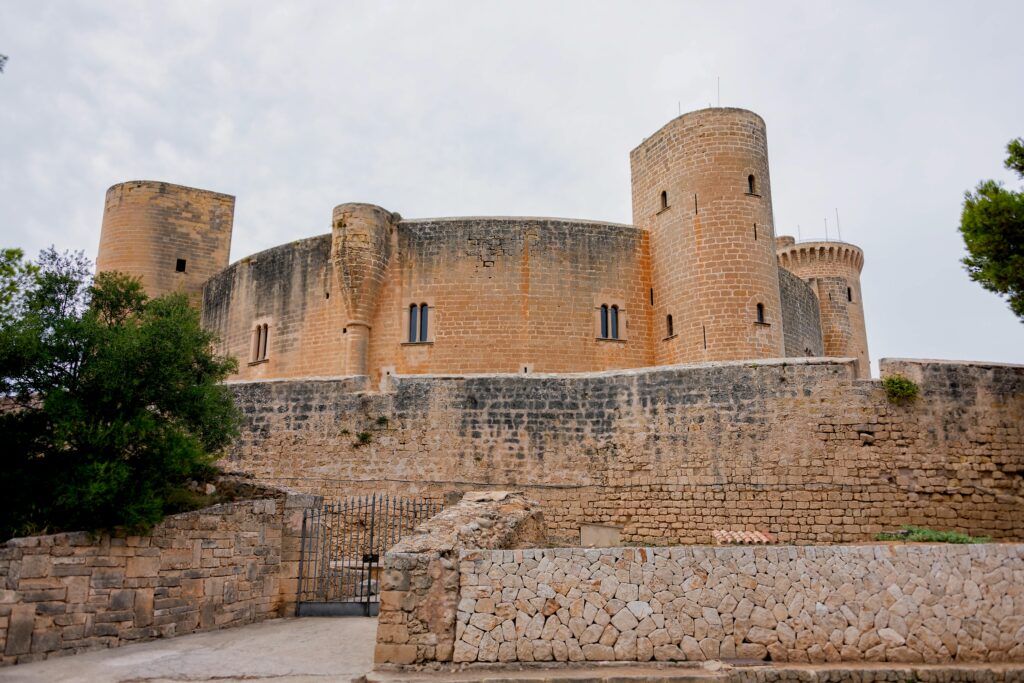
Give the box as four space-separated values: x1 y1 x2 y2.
175 258 187 273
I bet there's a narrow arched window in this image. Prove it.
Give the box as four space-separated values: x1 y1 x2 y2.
847 287 853 302
610 305 619 339
260 324 269 360
666 314 674 337
748 174 756 194
600 305 609 339
408 304 418 342
252 325 262 361
756 303 765 324
419 303 429 342
660 191 668 210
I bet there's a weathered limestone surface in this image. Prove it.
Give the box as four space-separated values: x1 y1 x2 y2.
0 485 315 666
228 358 1024 545
452 544 1024 665
374 492 546 665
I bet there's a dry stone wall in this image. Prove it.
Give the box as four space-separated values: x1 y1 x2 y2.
453 544 1024 665
227 358 1024 546
0 487 315 665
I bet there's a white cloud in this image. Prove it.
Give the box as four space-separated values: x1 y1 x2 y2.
0 0 1021 371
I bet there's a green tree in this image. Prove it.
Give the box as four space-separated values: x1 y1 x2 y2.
1 248 239 539
959 138 1024 320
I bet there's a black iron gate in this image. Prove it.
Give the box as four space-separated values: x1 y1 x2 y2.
295 494 440 616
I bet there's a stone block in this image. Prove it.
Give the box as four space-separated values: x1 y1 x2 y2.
375 643 417 664
5 605 36 656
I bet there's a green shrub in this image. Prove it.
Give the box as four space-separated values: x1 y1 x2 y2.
882 373 920 404
1 249 239 540
875 525 989 544
376 415 389 426
354 431 373 446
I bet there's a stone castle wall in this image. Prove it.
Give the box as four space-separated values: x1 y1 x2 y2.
0 488 314 666
204 217 657 384
226 358 1024 545
778 268 824 357
97 181 234 305
203 235 345 380
449 543 1024 665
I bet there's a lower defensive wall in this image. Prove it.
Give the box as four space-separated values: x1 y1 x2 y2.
224 358 1024 545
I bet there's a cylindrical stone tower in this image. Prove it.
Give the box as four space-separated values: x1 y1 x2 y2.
331 203 397 376
631 108 784 364
776 237 870 377
96 181 235 304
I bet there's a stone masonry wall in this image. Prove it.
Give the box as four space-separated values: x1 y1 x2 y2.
778 268 824 358
451 544 1024 665
226 358 1024 546
0 488 315 665
375 491 547 665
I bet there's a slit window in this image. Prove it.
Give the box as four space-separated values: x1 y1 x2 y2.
666 314 674 337
610 305 619 339
175 258 186 272
756 303 765 324
408 303 429 342
251 323 269 362
660 191 668 210
847 287 853 302
600 305 609 339
747 175 756 194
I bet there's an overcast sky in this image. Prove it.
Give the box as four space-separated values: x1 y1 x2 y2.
2 1 1022 374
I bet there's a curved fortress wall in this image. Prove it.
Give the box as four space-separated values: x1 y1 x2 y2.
202 235 344 380
97 181 234 303
226 358 1024 545
778 268 824 357
631 108 784 365
203 217 653 381
367 217 653 377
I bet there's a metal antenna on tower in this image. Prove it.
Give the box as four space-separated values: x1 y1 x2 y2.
797 224 802 241
678 101 681 116
824 217 829 241
835 208 842 241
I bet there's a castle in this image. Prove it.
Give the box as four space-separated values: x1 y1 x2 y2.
95 107 871 383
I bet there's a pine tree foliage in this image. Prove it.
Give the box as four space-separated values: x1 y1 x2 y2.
959 138 1024 321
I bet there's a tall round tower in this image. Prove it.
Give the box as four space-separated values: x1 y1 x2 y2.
631 108 784 364
776 237 870 377
331 202 397 376
96 181 235 304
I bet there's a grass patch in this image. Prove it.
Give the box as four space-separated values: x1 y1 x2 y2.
875 525 989 544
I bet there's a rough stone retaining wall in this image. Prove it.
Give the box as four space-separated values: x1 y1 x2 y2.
228 357 1024 545
375 491 547 665
0 487 316 665
451 544 1024 665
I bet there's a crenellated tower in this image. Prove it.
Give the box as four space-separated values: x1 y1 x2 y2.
776 236 870 377
631 108 784 364
96 181 234 304
331 203 398 376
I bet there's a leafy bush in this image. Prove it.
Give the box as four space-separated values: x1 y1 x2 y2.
354 431 373 446
882 373 919 404
1 249 239 540
875 525 989 544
